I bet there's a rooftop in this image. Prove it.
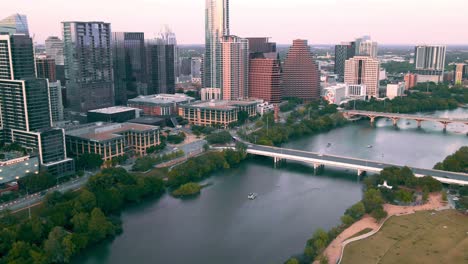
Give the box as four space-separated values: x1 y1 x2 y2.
184 100 257 110
66 122 159 142
88 106 141 115
0 156 39 185
128 93 195 105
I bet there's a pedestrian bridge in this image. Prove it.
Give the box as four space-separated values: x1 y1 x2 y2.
343 110 468 130
244 144 468 185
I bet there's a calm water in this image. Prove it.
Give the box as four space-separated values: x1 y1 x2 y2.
75 109 468 264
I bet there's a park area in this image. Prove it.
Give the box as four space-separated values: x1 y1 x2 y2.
341 210 468 264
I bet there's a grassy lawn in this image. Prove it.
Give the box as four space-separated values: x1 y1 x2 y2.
132 167 168 179
342 210 468 264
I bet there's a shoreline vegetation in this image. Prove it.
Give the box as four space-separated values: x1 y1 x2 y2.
0 145 248 263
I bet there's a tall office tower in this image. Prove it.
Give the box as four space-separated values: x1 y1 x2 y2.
344 56 380 98
454 63 465 85
45 36 64 65
36 56 57 82
220 35 249 100
247 38 280 104
0 34 74 176
146 39 176 94
112 32 147 105
0 34 35 80
191 57 202 78
180 58 192 76
0 14 29 35
354 36 378 58
204 0 230 88
62 21 114 112
414 45 446 83
159 25 179 78
334 42 356 82
282 39 320 101
49 81 64 122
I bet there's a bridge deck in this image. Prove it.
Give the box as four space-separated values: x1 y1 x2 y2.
247 144 468 185
343 110 468 123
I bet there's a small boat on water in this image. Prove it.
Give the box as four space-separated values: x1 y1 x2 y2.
367 145 373 148
327 143 332 147
248 193 257 200
406 121 411 125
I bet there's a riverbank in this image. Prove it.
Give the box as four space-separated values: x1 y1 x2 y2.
325 193 448 264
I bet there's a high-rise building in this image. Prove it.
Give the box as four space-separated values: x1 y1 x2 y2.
247 38 281 104
0 34 35 80
45 36 64 65
282 39 320 101
204 0 230 88
191 57 202 78
112 32 147 105
159 25 179 78
334 42 356 82
355 36 378 58
455 63 466 85
146 39 176 94
0 34 74 176
62 21 114 112
36 56 57 82
344 56 380 98
414 45 446 83
220 35 249 100
180 58 192 76
49 81 64 122
0 14 29 35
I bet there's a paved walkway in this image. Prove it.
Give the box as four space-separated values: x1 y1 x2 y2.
323 193 447 264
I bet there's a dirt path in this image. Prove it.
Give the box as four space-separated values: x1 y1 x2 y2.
323 193 446 264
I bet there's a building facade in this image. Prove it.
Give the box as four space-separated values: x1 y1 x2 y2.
49 81 64 123
201 88 222 101
455 63 466 85
386 82 405 99
178 100 257 128
404 73 417 90
414 45 446 83
62 21 114 112
112 32 147 105
36 56 57 82
282 39 320 101
45 36 64 66
334 42 356 82
355 37 378 58
344 56 380 98
127 93 194 117
204 0 229 89
249 58 281 104
87 106 142 123
66 122 160 160
220 35 249 100
146 39 176 94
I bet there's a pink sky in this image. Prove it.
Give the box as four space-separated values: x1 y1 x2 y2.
4 0 468 45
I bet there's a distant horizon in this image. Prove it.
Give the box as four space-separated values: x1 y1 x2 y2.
5 0 468 45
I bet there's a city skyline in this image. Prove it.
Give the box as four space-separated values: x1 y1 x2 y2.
4 0 468 45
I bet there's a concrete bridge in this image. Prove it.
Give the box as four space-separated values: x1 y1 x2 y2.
343 110 468 130
244 144 468 185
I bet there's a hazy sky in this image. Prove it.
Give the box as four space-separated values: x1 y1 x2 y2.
4 0 468 45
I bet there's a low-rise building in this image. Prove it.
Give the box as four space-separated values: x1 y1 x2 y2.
386 82 405 99
323 83 347 105
178 100 257 128
127 93 195 117
65 122 160 160
404 73 417 90
87 106 142 123
256 101 275 116
200 88 222 101
0 153 40 185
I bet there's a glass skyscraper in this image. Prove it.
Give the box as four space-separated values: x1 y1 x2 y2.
0 14 29 35
204 0 230 89
112 32 147 105
146 39 176 95
62 21 114 112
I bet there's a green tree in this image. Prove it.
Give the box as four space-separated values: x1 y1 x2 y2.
341 214 356 226
71 212 90 233
371 207 388 221
87 208 115 244
44 226 75 263
285 258 299 264
344 201 365 220
76 153 103 170
363 189 385 213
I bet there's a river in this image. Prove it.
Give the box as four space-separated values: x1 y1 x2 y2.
74 109 468 264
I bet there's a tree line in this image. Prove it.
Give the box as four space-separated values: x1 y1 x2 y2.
434 146 468 173
0 168 165 263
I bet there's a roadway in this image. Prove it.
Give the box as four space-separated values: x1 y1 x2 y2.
246 144 468 185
